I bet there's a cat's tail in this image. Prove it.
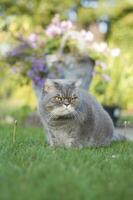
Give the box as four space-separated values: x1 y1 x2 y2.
112 132 126 142
112 131 133 142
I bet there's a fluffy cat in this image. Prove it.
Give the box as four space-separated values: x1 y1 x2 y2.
38 79 122 147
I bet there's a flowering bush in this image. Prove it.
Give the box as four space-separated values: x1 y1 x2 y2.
5 15 120 88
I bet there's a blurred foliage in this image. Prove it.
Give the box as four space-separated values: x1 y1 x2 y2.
109 12 133 109
0 0 75 30
0 0 133 110
0 0 133 34
90 55 133 109
90 9 133 109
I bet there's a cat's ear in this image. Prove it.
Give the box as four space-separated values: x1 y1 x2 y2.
72 79 82 88
44 79 55 93
52 80 61 89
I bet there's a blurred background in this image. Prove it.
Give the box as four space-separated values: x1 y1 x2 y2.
0 0 133 128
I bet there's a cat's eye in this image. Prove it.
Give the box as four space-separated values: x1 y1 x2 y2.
55 96 63 101
72 96 78 100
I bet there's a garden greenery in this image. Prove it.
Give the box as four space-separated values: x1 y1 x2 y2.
4 15 119 89
0 0 133 109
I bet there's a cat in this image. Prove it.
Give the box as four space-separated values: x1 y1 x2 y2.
38 79 124 148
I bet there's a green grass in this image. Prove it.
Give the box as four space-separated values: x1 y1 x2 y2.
118 115 133 126
0 124 133 200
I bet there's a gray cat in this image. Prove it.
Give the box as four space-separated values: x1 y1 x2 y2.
38 79 123 148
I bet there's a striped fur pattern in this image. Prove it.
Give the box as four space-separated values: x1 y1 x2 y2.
38 79 115 147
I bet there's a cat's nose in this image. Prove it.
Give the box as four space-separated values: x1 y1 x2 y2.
64 103 69 107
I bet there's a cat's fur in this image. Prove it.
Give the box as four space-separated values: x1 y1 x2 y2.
38 79 121 147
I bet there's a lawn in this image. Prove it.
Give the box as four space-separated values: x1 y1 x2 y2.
0 124 133 200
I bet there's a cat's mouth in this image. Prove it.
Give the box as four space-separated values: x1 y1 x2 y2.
52 114 74 121
51 106 75 118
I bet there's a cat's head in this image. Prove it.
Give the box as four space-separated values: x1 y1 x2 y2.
41 79 81 119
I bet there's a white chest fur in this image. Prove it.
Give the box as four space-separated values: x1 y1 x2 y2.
49 121 80 147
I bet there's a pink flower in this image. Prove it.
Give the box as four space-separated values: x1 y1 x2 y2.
28 33 38 43
61 21 73 31
102 74 111 82
96 61 107 70
27 33 38 48
100 62 107 70
80 30 94 41
111 48 120 57
45 25 62 37
45 15 74 38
